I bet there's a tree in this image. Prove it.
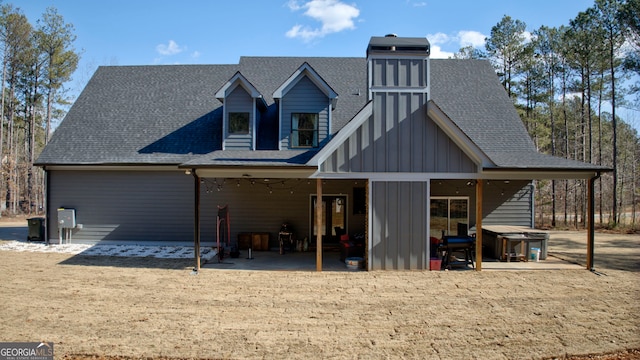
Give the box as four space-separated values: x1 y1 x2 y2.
485 15 528 99
619 0 639 93
480 1 640 231
0 5 79 215
35 7 78 143
0 8 33 214
594 0 625 225
534 25 564 226
452 45 486 59
516 41 547 137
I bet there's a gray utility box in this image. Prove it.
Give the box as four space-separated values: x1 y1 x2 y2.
57 208 76 228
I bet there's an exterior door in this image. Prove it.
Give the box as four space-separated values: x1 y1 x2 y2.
311 195 347 244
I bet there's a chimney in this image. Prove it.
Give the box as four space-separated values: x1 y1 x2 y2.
367 35 430 57
366 34 431 100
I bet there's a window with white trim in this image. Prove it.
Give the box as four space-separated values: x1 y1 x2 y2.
229 112 250 134
430 197 469 238
291 113 318 148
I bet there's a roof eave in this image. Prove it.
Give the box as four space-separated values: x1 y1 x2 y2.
181 165 318 179
481 167 611 180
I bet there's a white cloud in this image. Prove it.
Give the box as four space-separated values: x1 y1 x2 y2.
287 0 303 11
191 51 201 59
457 30 486 48
286 0 360 42
156 40 184 56
429 45 454 59
426 30 487 57
426 32 450 46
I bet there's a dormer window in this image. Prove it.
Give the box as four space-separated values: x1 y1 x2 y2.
291 113 318 148
273 63 338 150
215 72 266 151
229 112 250 134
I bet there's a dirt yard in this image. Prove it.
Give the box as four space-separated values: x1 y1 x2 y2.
0 217 638 360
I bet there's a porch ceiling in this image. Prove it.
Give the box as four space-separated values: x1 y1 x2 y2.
194 167 317 179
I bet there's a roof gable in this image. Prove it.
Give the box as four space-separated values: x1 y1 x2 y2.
426 100 493 167
215 71 266 108
314 96 479 174
273 62 338 109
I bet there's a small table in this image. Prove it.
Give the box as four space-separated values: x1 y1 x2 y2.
441 236 475 269
502 234 533 262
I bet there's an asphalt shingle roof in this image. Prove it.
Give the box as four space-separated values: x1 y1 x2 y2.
35 55 602 171
429 59 603 170
36 58 367 166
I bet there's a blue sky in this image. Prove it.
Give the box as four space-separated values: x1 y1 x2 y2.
14 0 595 72
10 0 638 129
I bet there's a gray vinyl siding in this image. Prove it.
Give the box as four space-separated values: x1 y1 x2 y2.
483 183 533 227
224 86 254 150
430 180 533 228
47 170 193 242
46 171 366 245
198 179 366 249
279 76 330 149
370 58 428 88
370 181 428 270
321 94 477 173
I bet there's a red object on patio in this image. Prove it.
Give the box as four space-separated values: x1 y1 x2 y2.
339 234 364 262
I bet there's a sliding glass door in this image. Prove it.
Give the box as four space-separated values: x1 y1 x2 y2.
430 197 469 239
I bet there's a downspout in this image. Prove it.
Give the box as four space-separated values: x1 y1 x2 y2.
44 168 50 244
530 182 536 228
587 171 601 271
192 169 201 272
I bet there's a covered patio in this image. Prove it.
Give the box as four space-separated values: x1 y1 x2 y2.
187 168 605 272
199 248 584 271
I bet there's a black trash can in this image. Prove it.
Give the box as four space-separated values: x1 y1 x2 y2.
27 217 45 241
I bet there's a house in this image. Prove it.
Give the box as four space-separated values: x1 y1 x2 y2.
35 35 607 271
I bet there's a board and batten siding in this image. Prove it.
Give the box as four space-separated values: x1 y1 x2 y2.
370 181 428 270
321 94 477 173
370 58 428 88
47 170 193 242
279 76 329 149
224 85 254 150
